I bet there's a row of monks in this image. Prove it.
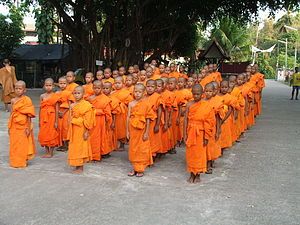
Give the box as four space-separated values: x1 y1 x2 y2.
8 62 265 182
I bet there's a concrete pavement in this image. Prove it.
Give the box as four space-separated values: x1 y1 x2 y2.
0 80 299 225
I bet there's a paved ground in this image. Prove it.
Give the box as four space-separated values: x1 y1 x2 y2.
0 80 299 225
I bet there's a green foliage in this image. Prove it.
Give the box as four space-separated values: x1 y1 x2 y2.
0 6 24 58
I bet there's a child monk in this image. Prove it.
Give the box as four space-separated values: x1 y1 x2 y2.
103 68 115 84
8 81 35 168
56 76 73 151
112 70 119 79
138 70 147 86
186 77 194 90
184 84 214 183
132 73 139 85
38 78 60 158
128 66 135 75
96 70 104 81
65 71 78 92
167 77 178 152
83 72 94 99
145 79 163 158
218 80 237 150
111 76 133 151
88 80 112 161
236 74 247 135
125 75 134 95
203 82 224 173
127 84 154 177
68 86 95 174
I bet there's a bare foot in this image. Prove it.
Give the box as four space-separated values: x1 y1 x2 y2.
135 172 144 177
187 173 194 183
41 154 53 158
128 171 136 177
194 174 201 183
72 166 83 174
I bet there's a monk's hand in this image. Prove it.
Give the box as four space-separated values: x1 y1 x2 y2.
25 128 30 137
142 132 149 141
163 123 168 132
126 131 130 140
203 139 208 147
58 111 63 118
54 122 58 129
168 120 172 128
176 117 180 126
83 131 89 141
154 124 159 133
111 122 115 130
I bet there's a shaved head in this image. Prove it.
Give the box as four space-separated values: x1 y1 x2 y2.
93 80 103 86
192 84 203 92
44 78 54 84
15 80 26 88
74 85 84 94
134 83 146 91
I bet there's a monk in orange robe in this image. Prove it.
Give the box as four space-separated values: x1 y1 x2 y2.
127 84 154 177
102 68 115 84
167 77 178 152
236 74 248 134
203 82 224 173
38 78 60 158
111 76 133 150
0 59 18 111
8 81 35 168
169 63 181 78
55 76 74 151
145 80 163 158
88 80 112 161
95 70 104 81
251 65 265 116
83 72 94 99
65 71 79 92
125 75 135 95
200 69 214 88
218 80 237 150
68 86 95 173
184 84 214 183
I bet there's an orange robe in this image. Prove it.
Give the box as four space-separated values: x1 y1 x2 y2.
206 95 225 161
169 90 178 147
103 77 115 84
219 94 237 149
230 87 245 140
107 95 121 151
68 100 95 166
38 93 60 147
147 92 163 156
125 85 134 96
200 75 214 89
186 100 214 174
251 72 265 115
209 72 222 83
88 94 112 160
57 90 73 146
111 88 133 141
151 74 161 80
65 82 79 92
83 83 94 99
169 71 181 78
8 96 35 168
0 66 17 103
128 99 154 172
179 73 189 79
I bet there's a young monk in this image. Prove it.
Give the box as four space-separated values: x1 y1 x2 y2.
203 82 224 173
127 84 154 177
236 74 247 135
83 72 94 99
112 70 119 79
186 77 194 90
125 75 134 95
65 71 78 92
158 64 166 77
68 86 95 174
167 77 178 152
88 80 112 161
8 81 35 168
132 73 139 85
145 79 163 158
128 66 135 75
56 76 73 151
111 76 133 151
103 68 115 84
218 80 237 150
169 63 180 78
184 84 214 183
38 78 60 158
102 82 119 152
138 70 147 86
96 70 104 81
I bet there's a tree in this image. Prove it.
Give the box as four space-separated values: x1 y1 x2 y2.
0 6 24 58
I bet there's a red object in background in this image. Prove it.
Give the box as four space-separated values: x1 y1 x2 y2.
220 62 250 74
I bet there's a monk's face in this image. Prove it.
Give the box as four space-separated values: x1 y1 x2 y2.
179 66 185 73
133 65 140 73
220 83 229 94
156 82 163 93
44 81 54 93
114 79 123 90
192 88 202 102
118 67 126 76
177 79 185 89
168 80 176 91
125 77 133 87
73 88 84 101
146 68 153 78
96 73 103 81
134 87 144 100
159 65 165 73
140 72 146 81
128 66 134 74
85 74 94 84
165 67 171 74
15 84 26 97
204 86 214 99
102 83 112 95
58 78 67 90
146 81 156 95
187 78 194 88
103 69 111 79
132 73 138 84
192 74 198 83
251 67 256 74
170 64 176 72
151 60 157 67
213 64 218 71
112 70 119 78
66 72 75 83
93 83 102 95
143 63 149 70
237 76 244 86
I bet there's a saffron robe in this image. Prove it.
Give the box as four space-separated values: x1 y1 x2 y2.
0 66 17 103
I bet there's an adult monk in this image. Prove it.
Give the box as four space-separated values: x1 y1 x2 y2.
127 84 154 177
184 84 214 183
8 80 35 168
0 59 17 112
